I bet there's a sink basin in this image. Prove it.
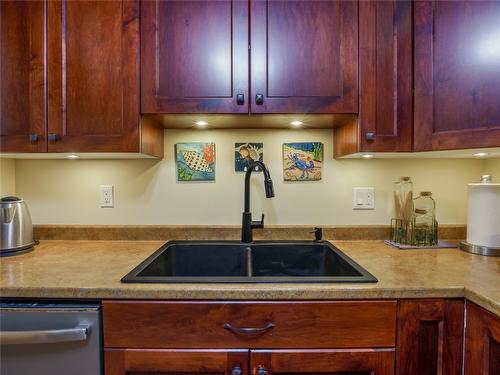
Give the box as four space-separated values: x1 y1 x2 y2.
121 241 377 283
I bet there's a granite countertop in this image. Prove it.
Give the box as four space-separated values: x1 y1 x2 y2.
0 240 498 316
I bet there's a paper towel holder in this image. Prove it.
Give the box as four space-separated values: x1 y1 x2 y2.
460 242 500 257
460 174 500 257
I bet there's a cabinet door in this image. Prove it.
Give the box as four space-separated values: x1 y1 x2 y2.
251 349 394 375
46 0 141 152
358 0 413 152
105 349 248 375
141 0 249 114
414 0 500 151
0 0 46 153
464 302 500 375
397 299 464 375
250 0 358 114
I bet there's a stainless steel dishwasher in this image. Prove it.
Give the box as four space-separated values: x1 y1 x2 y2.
0 302 102 375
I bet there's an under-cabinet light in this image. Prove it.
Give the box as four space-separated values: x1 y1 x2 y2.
473 152 489 157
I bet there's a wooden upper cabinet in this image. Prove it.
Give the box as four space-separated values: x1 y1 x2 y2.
250 0 358 114
0 1 46 153
396 299 465 375
251 350 395 375
46 0 145 153
334 0 413 157
464 302 500 375
414 0 500 151
141 0 249 114
358 0 413 153
105 349 248 375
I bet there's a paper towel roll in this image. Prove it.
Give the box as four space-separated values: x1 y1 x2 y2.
466 182 500 248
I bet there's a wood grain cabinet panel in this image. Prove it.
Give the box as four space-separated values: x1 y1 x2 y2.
46 0 146 153
251 349 395 375
396 299 464 375
358 0 413 153
105 349 248 375
0 0 46 153
464 301 500 375
103 300 397 349
141 0 249 114
414 0 500 151
334 0 412 157
250 0 358 113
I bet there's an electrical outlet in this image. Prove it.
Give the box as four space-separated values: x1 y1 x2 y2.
100 185 114 208
353 187 375 210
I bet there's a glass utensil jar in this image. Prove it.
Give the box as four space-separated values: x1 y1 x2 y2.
412 192 437 246
393 177 413 244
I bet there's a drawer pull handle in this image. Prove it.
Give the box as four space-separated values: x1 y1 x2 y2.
223 322 275 335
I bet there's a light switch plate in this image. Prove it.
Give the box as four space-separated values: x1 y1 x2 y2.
100 185 114 208
353 187 375 210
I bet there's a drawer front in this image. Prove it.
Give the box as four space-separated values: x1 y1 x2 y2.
103 300 396 349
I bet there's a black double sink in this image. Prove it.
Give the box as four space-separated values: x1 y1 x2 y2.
122 241 377 283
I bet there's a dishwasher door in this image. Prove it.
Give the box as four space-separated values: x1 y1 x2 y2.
0 303 102 375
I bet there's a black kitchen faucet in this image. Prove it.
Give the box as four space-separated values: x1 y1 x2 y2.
241 161 274 243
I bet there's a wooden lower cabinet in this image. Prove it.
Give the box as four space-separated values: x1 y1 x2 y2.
105 349 395 375
464 301 500 375
396 299 465 375
105 349 248 375
103 300 396 349
103 300 397 374
104 299 500 375
252 349 395 375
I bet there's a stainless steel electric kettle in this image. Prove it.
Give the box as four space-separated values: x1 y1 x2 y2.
0 196 37 256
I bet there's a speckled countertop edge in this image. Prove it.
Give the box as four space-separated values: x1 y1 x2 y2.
0 239 498 316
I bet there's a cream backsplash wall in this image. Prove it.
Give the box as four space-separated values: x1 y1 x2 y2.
0 158 16 197
483 158 500 177
9 129 488 225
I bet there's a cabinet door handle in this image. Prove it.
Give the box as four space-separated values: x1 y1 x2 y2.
257 366 268 375
365 132 376 141
223 322 275 335
255 93 264 105
48 133 59 142
232 365 242 375
237 93 245 105
29 133 40 142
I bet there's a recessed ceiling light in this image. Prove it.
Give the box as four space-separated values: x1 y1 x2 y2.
473 152 489 157
290 120 303 127
67 154 79 159
361 154 374 159
195 121 208 127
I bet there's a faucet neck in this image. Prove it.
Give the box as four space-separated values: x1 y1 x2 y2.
242 161 273 243
241 212 253 242
244 161 268 212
